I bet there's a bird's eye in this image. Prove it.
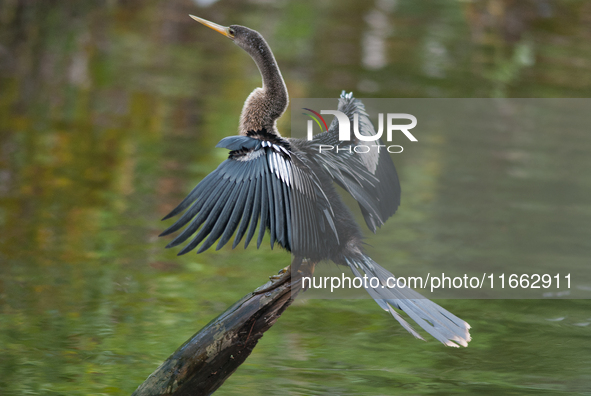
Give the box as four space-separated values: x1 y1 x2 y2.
228 27 236 37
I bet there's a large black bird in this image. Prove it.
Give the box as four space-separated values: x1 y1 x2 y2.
160 15 471 347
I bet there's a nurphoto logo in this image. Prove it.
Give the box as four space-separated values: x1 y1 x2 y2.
303 108 418 154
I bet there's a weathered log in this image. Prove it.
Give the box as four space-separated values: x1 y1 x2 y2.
132 263 312 396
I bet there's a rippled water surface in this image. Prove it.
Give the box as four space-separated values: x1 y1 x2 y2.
1 1 590 395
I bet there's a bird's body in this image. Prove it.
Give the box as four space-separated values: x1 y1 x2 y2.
161 16 471 347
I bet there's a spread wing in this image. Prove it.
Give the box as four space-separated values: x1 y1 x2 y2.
159 135 338 256
313 91 401 232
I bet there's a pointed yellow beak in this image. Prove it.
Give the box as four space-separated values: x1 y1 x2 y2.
189 15 233 38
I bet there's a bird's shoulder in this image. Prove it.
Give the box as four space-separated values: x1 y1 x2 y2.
216 129 292 161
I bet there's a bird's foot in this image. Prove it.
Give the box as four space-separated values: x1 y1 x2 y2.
269 266 290 280
254 265 292 294
253 261 316 295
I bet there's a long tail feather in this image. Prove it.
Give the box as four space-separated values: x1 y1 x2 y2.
346 255 471 347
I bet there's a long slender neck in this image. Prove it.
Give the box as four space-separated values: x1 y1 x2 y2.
238 37 288 136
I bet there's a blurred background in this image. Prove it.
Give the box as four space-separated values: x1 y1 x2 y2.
1 0 591 394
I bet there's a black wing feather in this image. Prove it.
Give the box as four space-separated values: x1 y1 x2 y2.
230 176 257 249
161 135 339 256
257 171 270 249
244 174 262 249
198 180 244 253
163 178 226 246
217 179 250 250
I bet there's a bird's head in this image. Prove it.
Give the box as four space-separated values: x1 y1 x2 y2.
189 15 266 58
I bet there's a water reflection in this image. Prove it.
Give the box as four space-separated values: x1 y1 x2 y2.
1 0 590 394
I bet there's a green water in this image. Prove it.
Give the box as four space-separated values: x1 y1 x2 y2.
1 1 590 395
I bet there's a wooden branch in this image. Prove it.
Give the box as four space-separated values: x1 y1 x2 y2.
132 263 312 396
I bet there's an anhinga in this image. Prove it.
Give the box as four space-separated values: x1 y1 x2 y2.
160 15 471 347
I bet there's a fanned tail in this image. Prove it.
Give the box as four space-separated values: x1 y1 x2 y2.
346 254 471 347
